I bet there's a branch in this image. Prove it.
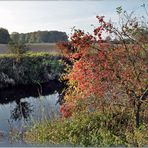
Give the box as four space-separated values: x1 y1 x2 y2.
140 85 148 101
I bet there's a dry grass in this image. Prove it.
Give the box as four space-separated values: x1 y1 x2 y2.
0 43 60 54
0 44 10 54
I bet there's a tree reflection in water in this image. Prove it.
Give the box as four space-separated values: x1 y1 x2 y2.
0 80 66 122
10 100 33 121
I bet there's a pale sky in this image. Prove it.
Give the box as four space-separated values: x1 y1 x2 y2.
0 0 147 36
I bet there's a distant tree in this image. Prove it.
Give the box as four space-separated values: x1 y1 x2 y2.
19 33 26 44
10 32 19 43
8 39 30 55
10 31 68 44
25 33 30 43
0 28 10 44
40 31 49 43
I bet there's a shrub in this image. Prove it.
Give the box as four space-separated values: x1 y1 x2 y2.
57 7 148 128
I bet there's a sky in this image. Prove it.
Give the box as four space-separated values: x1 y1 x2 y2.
0 0 147 36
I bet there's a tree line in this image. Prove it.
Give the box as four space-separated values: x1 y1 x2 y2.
0 27 147 45
0 28 68 44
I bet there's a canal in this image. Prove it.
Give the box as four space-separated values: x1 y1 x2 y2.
0 80 65 146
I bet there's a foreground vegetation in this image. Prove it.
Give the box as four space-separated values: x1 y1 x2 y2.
0 52 65 88
24 107 147 147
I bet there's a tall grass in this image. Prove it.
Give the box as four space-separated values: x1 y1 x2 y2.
8 93 60 144
23 105 148 147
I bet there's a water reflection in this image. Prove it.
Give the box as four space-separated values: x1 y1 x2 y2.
10 100 33 121
0 80 65 104
0 80 65 146
0 80 65 121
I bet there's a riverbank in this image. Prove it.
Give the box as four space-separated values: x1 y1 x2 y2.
0 52 66 88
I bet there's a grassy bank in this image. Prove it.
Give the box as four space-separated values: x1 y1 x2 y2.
0 52 65 88
23 107 148 147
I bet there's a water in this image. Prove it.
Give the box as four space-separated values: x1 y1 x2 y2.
0 80 65 146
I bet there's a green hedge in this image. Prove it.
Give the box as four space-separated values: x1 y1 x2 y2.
0 52 65 88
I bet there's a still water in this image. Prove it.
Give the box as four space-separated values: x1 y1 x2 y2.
0 81 64 146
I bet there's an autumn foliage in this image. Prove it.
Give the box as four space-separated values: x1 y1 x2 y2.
57 11 148 128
